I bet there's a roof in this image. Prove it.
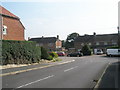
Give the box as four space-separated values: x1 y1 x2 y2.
95 34 118 42
75 33 118 43
0 6 19 19
74 35 94 43
29 37 57 43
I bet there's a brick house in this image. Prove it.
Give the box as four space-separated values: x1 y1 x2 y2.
29 35 62 51
74 33 118 53
0 6 25 41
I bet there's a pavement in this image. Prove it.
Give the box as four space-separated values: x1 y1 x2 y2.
1 55 119 89
94 61 120 89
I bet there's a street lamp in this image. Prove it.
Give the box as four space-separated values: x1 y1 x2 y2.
117 26 120 47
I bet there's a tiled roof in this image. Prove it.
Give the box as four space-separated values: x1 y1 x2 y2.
95 34 118 42
75 33 118 42
74 35 94 43
0 6 19 19
29 37 57 43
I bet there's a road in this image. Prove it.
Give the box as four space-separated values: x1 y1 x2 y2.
2 55 118 89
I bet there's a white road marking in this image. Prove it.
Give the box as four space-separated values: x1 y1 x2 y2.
58 60 75 65
64 66 78 72
16 75 54 88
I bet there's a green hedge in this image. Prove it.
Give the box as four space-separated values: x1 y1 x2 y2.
2 40 41 65
41 47 49 60
107 46 120 49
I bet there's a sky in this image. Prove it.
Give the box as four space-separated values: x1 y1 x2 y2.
1 0 120 40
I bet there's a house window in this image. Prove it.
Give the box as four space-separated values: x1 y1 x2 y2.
112 42 117 45
48 43 53 47
104 42 108 45
81 43 84 46
96 42 99 45
88 43 91 45
3 25 7 35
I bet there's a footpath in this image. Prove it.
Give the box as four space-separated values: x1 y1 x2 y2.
94 61 120 89
0 58 75 77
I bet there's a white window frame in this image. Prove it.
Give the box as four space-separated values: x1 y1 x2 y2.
89 43 91 45
112 42 117 45
96 42 99 45
3 25 7 35
104 42 108 45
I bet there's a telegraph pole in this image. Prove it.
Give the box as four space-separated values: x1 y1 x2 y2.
117 26 120 47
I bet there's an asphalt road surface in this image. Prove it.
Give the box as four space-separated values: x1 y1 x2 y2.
2 55 118 89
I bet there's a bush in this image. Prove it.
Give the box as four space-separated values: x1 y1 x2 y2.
2 40 41 65
47 55 53 60
82 44 92 56
41 47 49 59
49 52 58 58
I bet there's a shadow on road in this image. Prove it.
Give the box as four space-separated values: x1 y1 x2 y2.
97 62 120 89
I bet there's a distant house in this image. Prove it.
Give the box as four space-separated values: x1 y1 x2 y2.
29 35 62 51
0 6 25 41
74 33 118 53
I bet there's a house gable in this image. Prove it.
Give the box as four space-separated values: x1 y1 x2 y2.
0 6 25 41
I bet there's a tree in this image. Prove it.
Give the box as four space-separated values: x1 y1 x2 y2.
61 40 65 47
82 44 92 56
65 32 80 49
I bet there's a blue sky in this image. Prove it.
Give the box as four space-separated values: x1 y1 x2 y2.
1 0 119 40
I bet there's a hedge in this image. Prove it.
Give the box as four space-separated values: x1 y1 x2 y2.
2 40 41 65
107 46 120 49
41 47 49 60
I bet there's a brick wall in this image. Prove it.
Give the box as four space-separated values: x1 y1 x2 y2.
56 40 62 48
3 16 25 41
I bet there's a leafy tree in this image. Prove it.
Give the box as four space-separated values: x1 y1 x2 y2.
65 32 80 49
61 40 65 47
82 44 92 56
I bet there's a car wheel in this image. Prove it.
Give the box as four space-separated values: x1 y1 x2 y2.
67 55 70 57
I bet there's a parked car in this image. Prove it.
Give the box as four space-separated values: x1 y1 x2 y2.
56 52 65 56
67 52 83 57
94 49 103 55
106 49 120 56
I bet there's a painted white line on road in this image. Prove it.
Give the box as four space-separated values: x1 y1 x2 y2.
58 60 75 65
64 66 78 72
16 75 54 88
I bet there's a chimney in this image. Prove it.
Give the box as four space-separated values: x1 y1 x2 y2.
93 32 96 36
57 35 59 39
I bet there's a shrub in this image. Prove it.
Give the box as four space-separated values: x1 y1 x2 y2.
41 47 49 59
82 44 92 56
47 55 53 60
49 52 58 58
2 40 41 65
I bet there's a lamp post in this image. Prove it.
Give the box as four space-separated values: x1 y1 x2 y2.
117 26 120 47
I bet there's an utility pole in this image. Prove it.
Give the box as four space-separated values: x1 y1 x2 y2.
117 26 120 47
